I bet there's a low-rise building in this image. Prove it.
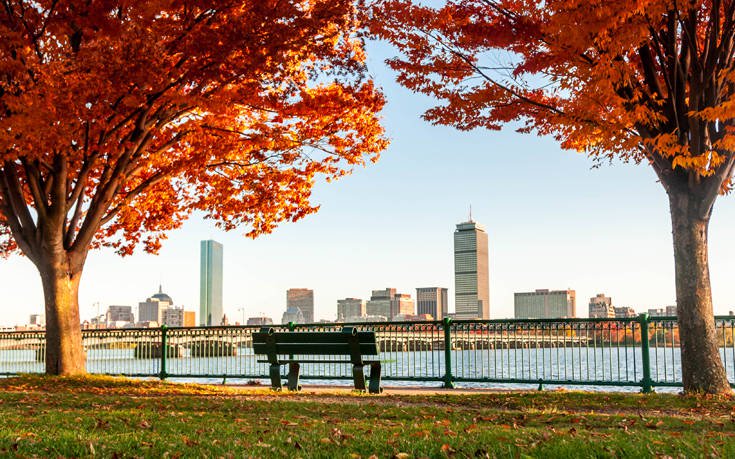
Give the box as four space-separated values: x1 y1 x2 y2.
281 307 304 324
588 293 614 318
416 287 448 319
106 305 134 325
163 306 184 327
514 289 576 319
366 288 415 320
29 314 45 328
183 311 196 327
614 306 637 318
247 316 274 326
337 298 365 322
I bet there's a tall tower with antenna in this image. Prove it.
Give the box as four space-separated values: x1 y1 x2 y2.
453 215 490 319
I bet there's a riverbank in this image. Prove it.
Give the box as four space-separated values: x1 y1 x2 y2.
0 375 733 457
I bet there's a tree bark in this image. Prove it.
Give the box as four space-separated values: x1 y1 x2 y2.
37 254 86 375
669 191 731 394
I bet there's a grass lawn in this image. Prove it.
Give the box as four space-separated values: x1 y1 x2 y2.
0 375 733 458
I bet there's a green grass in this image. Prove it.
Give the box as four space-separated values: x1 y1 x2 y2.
0 375 733 458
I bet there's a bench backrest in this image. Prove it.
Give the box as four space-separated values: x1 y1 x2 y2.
252 327 378 365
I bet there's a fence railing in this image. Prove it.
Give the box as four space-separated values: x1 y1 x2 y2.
2 314 734 391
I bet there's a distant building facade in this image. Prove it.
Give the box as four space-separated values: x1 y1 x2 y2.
648 306 677 317
138 286 173 325
247 316 274 326
287 289 314 323
514 289 576 319
393 293 415 318
614 306 637 318
366 288 414 320
454 220 490 319
366 288 395 319
281 307 305 324
28 314 45 328
200 240 224 326
416 287 449 319
346 315 388 323
588 293 614 318
337 298 365 322
106 305 134 324
163 306 184 327
183 311 196 327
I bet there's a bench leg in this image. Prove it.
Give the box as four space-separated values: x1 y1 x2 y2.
287 362 301 391
269 364 283 391
352 364 367 391
368 362 383 394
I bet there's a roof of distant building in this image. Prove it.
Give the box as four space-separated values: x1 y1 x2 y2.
151 284 173 304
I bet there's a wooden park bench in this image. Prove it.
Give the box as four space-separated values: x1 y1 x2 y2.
252 327 383 394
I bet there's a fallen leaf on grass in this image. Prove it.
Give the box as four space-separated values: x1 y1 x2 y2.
441 444 456 454
182 436 198 447
475 416 495 422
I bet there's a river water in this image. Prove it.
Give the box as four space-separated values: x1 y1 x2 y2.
3 346 734 392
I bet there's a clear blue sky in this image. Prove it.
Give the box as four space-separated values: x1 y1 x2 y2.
2 42 735 326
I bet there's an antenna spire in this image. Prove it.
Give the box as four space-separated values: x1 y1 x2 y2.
469 204 473 223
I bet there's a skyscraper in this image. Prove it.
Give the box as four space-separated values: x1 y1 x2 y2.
416 287 449 319
200 240 223 326
287 288 314 323
454 220 490 319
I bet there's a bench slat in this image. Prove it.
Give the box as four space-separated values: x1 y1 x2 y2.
257 359 381 364
252 331 376 345
253 342 378 356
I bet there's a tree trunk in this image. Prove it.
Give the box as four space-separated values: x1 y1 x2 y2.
669 191 730 394
38 256 86 375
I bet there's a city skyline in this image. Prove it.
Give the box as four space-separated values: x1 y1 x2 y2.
2 42 735 326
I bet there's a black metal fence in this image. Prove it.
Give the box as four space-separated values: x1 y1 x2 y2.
2 314 734 391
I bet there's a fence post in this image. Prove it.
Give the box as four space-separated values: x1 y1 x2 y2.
288 322 295 361
160 325 168 381
443 317 455 388
638 313 653 393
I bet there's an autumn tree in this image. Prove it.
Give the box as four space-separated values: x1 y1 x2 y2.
0 1 386 375
371 0 735 393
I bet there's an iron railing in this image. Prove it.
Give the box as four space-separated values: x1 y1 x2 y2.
2 314 735 392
